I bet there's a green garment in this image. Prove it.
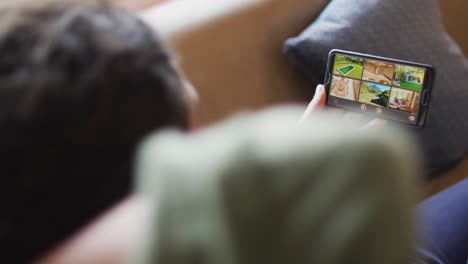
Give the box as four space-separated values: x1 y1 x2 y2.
133 107 421 264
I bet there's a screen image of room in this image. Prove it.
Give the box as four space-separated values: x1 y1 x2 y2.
388 87 421 113
362 59 394 85
330 75 361 101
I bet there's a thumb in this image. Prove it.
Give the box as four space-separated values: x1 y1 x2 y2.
299 85 326 123
311 84 326 108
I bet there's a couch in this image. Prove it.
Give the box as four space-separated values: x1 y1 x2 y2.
141 0 468 195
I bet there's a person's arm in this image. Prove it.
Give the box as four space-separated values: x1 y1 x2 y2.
134 104 418 264
36 85 390 264
35 196 149 264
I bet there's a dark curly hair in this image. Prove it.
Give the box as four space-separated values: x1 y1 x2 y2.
0 1 188 262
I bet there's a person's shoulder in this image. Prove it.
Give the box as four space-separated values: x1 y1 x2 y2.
35 197 148 264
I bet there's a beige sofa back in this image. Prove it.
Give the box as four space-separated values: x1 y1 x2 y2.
142 0 468 126
439 0 468 55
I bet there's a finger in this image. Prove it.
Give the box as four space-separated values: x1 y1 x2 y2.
362 119 387 130
299 84 326 123
311 84 326 109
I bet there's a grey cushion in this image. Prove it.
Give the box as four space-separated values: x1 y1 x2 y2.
284 0 468 175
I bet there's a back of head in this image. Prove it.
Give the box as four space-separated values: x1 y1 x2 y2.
0 0 188 262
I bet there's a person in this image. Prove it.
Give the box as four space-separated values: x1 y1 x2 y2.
0 1 465 263
0 1 195 262
37 85 468 264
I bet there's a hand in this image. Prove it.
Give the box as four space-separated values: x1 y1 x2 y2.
299 84 387 129
299 84 326 123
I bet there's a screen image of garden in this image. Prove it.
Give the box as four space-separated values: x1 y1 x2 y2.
358 81 390 107
393 64 425 91
328 53 427 116
332 54 364 79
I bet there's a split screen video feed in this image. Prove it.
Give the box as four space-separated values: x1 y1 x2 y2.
329 54 425 124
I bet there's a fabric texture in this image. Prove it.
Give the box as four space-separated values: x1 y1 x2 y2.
415 179 468 264
133 107 420 264
284 0 468 176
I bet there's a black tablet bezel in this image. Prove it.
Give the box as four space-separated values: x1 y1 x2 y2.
324 49 435 127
